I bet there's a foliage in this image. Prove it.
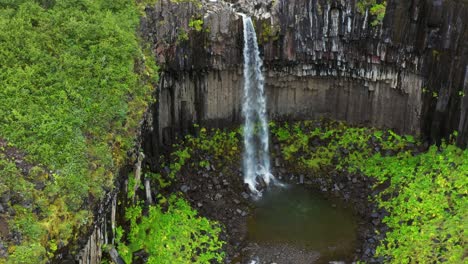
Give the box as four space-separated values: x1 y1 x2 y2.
115 195 225 264
357 0 386 26
363 143 467 263
270 120 413 173
271 120 466 263
157 126 240 187
178 28 189 43
259 20 280 44
0 0 157 261
189 17 204 32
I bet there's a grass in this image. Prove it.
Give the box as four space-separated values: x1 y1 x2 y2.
0 0 158 262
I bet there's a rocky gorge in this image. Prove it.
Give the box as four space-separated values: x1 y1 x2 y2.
70 0 468 263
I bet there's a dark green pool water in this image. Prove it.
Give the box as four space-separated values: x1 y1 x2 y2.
247 185 359 262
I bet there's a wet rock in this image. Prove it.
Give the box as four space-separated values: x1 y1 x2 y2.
274 158 280 167
372 219 380 226
333 184 340 191
0 242 7 259
214 193 223 201
241 192 250 199
180 185 190 193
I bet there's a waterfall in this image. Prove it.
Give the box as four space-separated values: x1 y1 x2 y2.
241 15 275 194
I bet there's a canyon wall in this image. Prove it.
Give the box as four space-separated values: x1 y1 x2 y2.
141 0 467 162
75 0 467 262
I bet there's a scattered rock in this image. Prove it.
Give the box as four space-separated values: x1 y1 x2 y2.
275 158 280 167
180 185 190 193
372 219 380 226
214 193 223 201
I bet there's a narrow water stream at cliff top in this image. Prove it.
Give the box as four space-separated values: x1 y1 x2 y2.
245 185 358 263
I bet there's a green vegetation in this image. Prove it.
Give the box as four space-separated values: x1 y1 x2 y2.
258 20 280 44
0 0 157 262
112 126 236 263
156 126 240 186
272 120 467 263
178 28 190 43
357 0 387 26
364 143 467 263
270 120 414 173
189 17 204 32
115 196 224 264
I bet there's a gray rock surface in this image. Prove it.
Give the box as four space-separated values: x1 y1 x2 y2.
141 0 468 164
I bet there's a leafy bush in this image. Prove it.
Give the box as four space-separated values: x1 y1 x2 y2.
115 196 225 264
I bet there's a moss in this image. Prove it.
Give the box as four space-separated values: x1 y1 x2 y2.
0 0 158 262
259 20 280 44
189 17 204 32
357 0 386 27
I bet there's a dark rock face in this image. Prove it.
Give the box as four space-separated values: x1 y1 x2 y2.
141 0 467 164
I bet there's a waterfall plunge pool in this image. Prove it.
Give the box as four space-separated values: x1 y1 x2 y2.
244 185 359 263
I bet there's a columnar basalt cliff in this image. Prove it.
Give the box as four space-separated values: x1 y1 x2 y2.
140 0 467 164
73 1 467 262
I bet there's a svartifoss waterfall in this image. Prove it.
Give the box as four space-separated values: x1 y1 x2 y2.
241 15 275 194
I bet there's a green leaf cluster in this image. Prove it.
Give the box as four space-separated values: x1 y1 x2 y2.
189 18 204 32
270 120 412 173
363 144 467 263
115 195 225 264
357 0 386 26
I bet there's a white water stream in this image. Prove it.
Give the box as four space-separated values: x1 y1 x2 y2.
241 15 275 194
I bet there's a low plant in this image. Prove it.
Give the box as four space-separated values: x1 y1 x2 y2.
115 195 225 264
357 0 387 26
271 120 466 263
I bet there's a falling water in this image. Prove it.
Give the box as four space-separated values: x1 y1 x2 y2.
241 15 275 194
